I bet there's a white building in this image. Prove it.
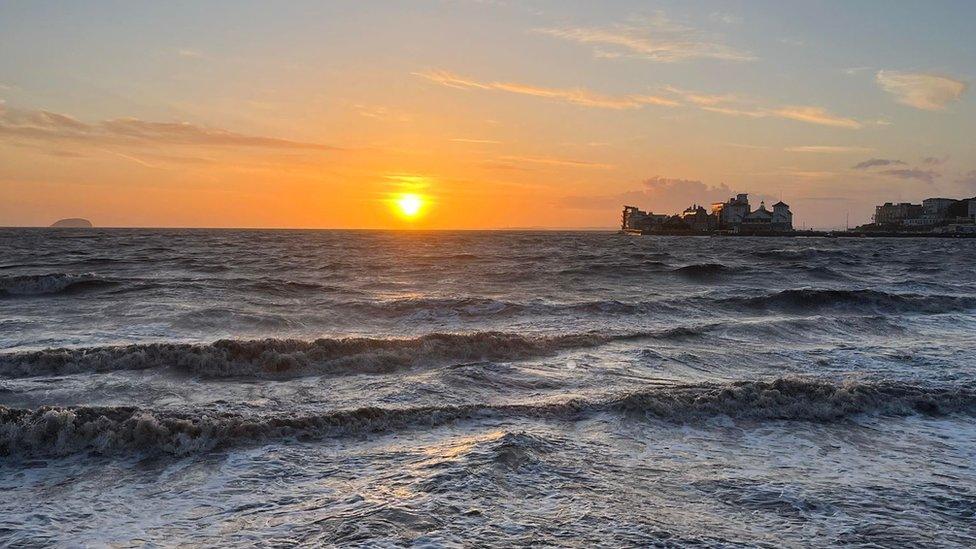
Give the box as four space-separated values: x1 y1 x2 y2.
771 201 793 230
711 194 751 227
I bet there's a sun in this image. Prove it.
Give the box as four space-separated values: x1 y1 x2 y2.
395 193 424 219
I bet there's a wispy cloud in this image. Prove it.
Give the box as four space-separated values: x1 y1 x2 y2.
101 149 163 169
880 168 939 183
700 105 766 118
535 14 754 63
921 155 949 166
0 106 337 150
354 104 413 122
709 11 742 25
771 106 863 129
415 70 679 109
176 48 206 59
450 138 502 144
700 104 862 128
785 145 873 153
957 170 976 188
662 86 738 106
420 72 863 129
498 154 614 169
876 71 967 111
852 158 905 170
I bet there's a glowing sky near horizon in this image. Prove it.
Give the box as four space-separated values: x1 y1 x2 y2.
0 1 973 229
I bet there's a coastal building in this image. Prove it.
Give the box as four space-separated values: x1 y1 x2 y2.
771 201 793 231
741 201 773 229
711 194 751 227
681 205 717 232
923 198 956 217
874 202 923 225
866 196 976 232
623 193 794 234
621 205 668 231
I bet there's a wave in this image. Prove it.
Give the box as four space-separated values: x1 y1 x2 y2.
0 273 116 297
348 296 676 320
717 289 976 314
2 378 972 457
673 263 734 278
0 331 646 379
558 261 670 276
752 248 850 261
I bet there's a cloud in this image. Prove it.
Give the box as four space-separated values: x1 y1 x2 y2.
852 158 906 170
450 138 502 144
535 14 754 63
957 170 976 189
699 103 862 129
770 106 863 129
879 168 939 183
560 176 742 213
0 106 337 150
921 155 948 166
700 105 767 118
177 49 206 59
785 145 873 153
662 86 738 106
421 72 862 129
415 70 679 109
709 12 742 25
876 71 967 111
498 154 614 169
354 104 412 122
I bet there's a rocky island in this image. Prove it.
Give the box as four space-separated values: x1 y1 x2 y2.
50 218 93 228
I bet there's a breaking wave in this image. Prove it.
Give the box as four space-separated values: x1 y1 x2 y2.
2 378 973 457
0 331 647 379
0 273 116 297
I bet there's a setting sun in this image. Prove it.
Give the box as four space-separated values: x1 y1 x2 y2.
395 193 425 219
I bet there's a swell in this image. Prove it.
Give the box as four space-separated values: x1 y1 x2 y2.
752 248 850 261
345 296 671 319
716 288 976 314
0 331 653 379
0 273 117 297
673 263 735 279
343 288 975 320
2 378 973 457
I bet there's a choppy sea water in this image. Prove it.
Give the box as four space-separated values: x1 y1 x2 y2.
1 228 975 547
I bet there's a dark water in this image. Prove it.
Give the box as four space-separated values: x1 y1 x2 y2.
1 229 975 547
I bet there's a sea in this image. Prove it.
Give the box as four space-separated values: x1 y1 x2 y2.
1 228 975 547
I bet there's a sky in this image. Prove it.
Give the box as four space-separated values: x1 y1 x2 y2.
0 0 973 229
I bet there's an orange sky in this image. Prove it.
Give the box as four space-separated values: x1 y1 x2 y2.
0 2 973 229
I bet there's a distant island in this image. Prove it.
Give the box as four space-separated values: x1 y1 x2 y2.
50 218 93 228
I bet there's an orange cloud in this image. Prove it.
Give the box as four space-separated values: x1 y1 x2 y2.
536 14 755 63
0 106 338 150
415 70 679 110
771 106 863 129
876 71 967 111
